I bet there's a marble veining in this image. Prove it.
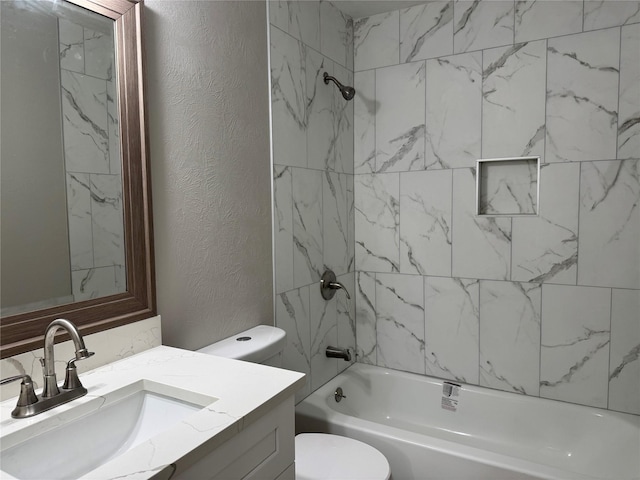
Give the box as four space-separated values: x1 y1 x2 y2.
61 70 110 174
618 24 640 160
355 272 377 365
453 0 514 54
354 71 376 174
400 170 452 276
376 62 426 173
425 277 480 384
514 0 583 43
400 2 453 63
584 0 640 31
540 285 611 408
292 168 323 286
354 11 399 72
578 159 640 288
452 168 512 280
482 40 546 162
276 287 311 402
512 163 579 284
609 289 640 414
355 173 400 272
480 281 541 395
376 273 425 374
546 28 620 163
425 52 482 169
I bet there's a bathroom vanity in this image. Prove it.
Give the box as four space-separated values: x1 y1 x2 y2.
0 346 305 479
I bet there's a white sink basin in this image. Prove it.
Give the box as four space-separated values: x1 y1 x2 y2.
0 380 216 480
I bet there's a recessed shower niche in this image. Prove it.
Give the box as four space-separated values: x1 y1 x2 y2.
476 156 541 216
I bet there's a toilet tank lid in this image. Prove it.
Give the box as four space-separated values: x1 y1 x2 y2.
197 325 286 363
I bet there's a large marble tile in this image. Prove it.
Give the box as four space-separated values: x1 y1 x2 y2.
310 284 338 391
584 0 640 31
578 159 640 289
306 49 335 171
354 11 399 72
292 168 323 287
72 266 118 301
347 175 355 272
479 281 541 395
540 285 611 408
618 23 640 160
84 27 114 81
323 172 349 276
61 70 109 174
546 29 620 163
275 286 311 403
67 173 93 270
512 163 579 284
609 289 640 415
269 0 320 51
452 168 512 280
59 19 84 74
355 271 377 365
453 0 514 54
270 26 307 168
320 0 351 69
425 276 479 384
400 170 452 276
336 272 356 373
354 173 400 273
482 40 546 161
514 1 583 43
333 62 354 174
106 80 120 175
376 273 425 374
273 165 294 294
425 52 482 169
354 70 376 174
91 174 125 268
376 62 426 173
400 2 453 63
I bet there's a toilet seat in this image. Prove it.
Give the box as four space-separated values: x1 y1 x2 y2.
295 433 391 480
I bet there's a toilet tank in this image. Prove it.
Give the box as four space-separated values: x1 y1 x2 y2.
197 325 286 367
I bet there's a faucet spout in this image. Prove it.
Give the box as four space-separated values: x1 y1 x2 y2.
42 319 94 397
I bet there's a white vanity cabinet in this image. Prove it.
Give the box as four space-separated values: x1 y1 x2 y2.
175 396 296 480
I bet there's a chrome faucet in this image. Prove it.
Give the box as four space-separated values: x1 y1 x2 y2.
0 319 94 418
326 346 352 362
320 269 351 300
42 319 94 398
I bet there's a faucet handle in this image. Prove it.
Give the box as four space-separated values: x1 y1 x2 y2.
0 374 38 408
62 353 93 390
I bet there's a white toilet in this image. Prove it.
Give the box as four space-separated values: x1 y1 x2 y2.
197 325 391 480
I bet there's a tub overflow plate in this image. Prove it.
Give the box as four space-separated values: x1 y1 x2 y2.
334 387 346 402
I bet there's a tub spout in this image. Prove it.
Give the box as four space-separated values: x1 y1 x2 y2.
326 346 351 362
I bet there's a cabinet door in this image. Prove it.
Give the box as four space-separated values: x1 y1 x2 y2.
176 396 295 480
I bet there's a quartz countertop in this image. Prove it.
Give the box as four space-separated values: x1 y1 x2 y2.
0 346 305 479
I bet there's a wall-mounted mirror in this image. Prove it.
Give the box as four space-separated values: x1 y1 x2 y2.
0 0 155 358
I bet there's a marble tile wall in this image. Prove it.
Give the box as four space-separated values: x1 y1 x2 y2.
269 1 355 403
58 19 125 301
353 0 639 414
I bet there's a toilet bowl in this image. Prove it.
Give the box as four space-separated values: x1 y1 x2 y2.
197 325 391 480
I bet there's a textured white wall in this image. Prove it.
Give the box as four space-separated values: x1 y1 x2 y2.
145 0 273 350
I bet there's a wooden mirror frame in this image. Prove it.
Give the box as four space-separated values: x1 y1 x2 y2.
1 0 155 358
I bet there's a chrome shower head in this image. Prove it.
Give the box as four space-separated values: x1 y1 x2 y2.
323 72 356 101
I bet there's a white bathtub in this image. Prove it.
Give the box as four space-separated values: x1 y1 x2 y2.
295 363 640 480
